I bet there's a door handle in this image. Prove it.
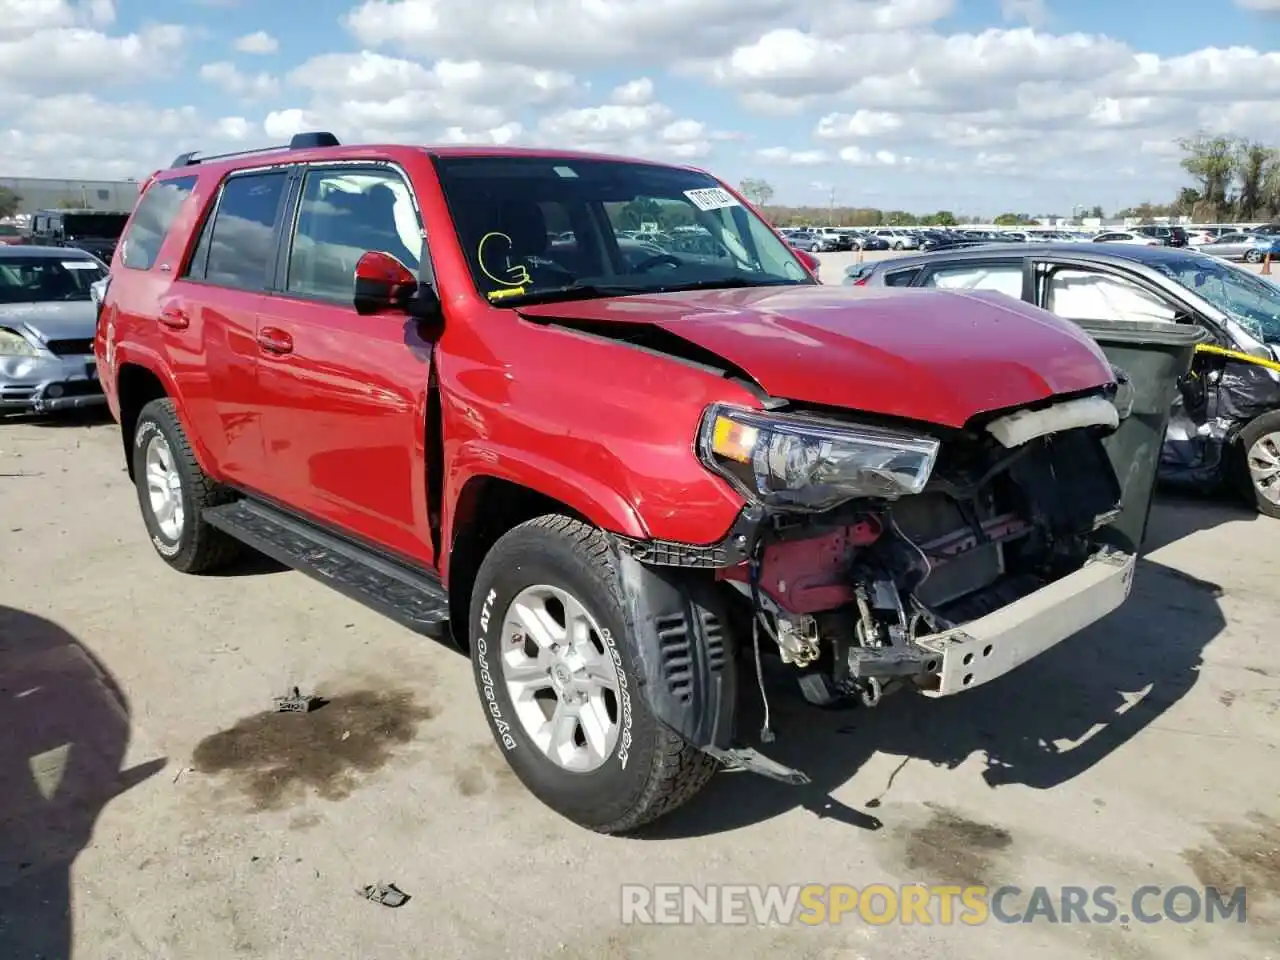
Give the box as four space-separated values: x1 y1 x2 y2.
257 327 293 354
158 305 188 329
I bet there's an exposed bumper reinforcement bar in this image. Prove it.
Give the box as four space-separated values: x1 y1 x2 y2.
913 547 1136 697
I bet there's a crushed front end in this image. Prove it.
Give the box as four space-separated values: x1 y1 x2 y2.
623 390 1136 747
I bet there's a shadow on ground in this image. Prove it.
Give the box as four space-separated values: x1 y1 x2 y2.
645 527 1227 838
0 606 165 959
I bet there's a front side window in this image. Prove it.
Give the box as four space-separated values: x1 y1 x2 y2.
120 176 197 270
434 156 812 305
1044 267 1178 323
921 262 1024 299
188 171 286 290
0 256 106 303
286 167 423 301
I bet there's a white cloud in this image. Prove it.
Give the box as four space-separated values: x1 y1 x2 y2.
757 146 829 165
0 23 184 91
234 30 278 54
1236 0 1280 10
343 0 795 67
612 77 654 106
815 110 903 139
200 61 278 99
537 97 713 159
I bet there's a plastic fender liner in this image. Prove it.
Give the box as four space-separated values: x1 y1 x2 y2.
612 547 737 750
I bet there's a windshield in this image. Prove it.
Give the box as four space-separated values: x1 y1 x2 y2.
434 155 813 304
0 256 105 303
1154 256 1280 342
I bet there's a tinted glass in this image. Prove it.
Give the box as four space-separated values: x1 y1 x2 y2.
0 256 105 303
434 156 811 305
287 168 422 300
201 172 287 289
884 268 919 286
120 176 197 270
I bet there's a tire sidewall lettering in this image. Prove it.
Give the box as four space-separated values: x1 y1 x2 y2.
598 627 633 769
476 587 517 751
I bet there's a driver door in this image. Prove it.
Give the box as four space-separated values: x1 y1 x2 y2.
252 162 438 565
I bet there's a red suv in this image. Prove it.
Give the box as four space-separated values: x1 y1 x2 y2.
96 133 1136 833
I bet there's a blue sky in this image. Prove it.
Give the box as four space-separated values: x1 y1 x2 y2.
4 0 1280 214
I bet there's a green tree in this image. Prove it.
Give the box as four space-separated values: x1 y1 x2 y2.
1236 141 1274 220
738 178 774 206
993 212 1027 225
0 186 21 219
920 210 957 226
1174 187 1201 215
1088 205 1105 219
1178 134 1238 209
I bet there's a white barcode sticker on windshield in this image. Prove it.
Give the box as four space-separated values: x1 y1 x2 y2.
684 187 740 211
62 261 99 270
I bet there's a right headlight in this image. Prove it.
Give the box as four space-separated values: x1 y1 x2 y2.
0 327 39 357
697 404 941 511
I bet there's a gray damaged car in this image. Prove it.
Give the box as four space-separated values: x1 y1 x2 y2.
0 246 108 414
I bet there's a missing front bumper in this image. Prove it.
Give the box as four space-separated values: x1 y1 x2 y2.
912 547 1136 696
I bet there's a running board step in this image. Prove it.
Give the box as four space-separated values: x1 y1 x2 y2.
203 500 450 637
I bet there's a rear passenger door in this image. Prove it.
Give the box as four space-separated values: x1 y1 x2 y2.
252 163 436 566
168 167 291 486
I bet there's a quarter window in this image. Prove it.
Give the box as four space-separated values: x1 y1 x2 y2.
1044 267 1178 323
120 176 197 270
286 168 422 301
188 171 287 290
921 263 1024 299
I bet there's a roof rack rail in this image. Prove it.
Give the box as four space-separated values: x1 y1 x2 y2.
168 131 341 169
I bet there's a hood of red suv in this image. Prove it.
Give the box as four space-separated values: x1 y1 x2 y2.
517 284 1114 428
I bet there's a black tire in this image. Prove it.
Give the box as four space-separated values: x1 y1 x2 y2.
132 398 240 573
1245 249 1263 264
893 241 904 250
468 515 718 834
1235 411 1280 519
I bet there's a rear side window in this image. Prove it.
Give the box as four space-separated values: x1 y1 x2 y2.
120 176 197 270
186 171 288 290
921 263 1024 299
884 267 920 286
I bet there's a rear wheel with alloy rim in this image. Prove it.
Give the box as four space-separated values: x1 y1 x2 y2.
1236 411 1280 519
132 398 240 573
1245 249 1264 263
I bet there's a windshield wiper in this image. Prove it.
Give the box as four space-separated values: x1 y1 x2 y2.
492 282 654 306
645 276 805 293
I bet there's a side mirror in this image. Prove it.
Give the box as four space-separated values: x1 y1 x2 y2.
795 248 821 279
353 251 419 316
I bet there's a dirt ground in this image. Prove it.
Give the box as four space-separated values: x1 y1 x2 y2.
2 301 1279 958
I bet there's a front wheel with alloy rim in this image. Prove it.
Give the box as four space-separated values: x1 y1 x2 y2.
1237 410 1280 518
132 398 241 573
468 514 720 834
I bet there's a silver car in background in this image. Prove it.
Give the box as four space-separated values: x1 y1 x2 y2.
1197 231 1280 264
0 246 108 414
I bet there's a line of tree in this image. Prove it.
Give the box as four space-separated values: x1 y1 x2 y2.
737 178 1100 228
1115 135 1280 224
741 135 1280 229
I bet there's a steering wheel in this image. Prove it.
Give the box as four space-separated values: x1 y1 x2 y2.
632 253 684 273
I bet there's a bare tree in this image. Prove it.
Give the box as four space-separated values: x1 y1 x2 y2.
738 178 774 207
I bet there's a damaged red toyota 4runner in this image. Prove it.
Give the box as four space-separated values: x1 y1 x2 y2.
95 133 1136 833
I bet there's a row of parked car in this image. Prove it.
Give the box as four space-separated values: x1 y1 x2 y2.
781 222 1280 263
